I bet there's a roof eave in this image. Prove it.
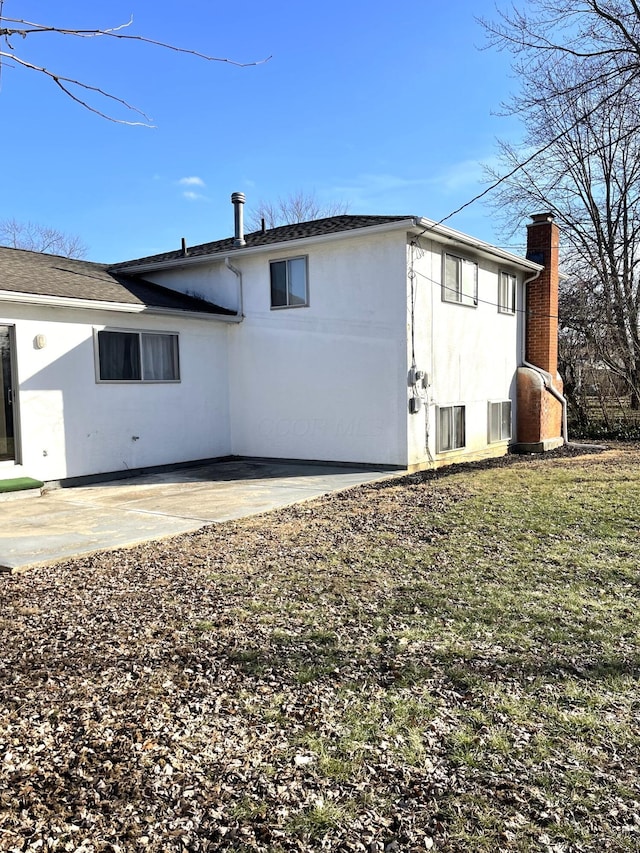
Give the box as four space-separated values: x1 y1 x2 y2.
0 290 242 322
411 218 543 272
111 219 420 274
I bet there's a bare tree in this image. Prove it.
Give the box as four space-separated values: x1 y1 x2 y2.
247 191 349 231
487 49 640 410
481 0 640 105
483 0 640 60
0 219 88 258
0 11 269 124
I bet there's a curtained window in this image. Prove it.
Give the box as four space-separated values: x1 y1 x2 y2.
437 405 466 452
443 254 478 307
97 330 179 382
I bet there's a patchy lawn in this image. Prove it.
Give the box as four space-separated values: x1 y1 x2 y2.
2 444 640 852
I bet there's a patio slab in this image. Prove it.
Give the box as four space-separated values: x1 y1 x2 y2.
0 459 401 572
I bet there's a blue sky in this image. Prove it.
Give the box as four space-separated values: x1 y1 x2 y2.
0 1 524 263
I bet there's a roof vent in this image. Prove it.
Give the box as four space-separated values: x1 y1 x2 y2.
231 192 246 247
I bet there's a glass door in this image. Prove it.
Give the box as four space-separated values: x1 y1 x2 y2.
0 326 15 462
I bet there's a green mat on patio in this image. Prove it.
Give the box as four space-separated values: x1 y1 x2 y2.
0 477 44 494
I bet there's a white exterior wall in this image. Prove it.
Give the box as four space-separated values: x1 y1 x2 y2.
0 226 535 483
149 265 239 314
0 304 231 482
138 232 411 466
227 231 409 466
407 238 524 467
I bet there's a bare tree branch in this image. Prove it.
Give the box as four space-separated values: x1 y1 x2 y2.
247 191 350 231
0 49 153 124
0 219 88 258
0 12 271 125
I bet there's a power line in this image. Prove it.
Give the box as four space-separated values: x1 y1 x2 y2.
410 265 633 332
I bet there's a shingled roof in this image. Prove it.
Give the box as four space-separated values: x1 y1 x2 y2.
111 215 414 270
0 247 235 315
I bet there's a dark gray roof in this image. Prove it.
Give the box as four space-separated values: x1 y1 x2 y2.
111 215 414 270
0 246 235 315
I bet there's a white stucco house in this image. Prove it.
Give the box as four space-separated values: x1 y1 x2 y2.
0 194 564 485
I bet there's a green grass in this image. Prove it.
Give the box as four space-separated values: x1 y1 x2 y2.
2 446 640 850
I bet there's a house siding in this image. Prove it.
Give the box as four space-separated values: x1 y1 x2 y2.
227 231 409 466
406 237 524 468
0 304 231 481
0 214 557 481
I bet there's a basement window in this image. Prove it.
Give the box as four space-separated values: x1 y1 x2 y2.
96 330 180 382
437 405 466 452
443 253 478 307
498 271 516 314
488 400 512 443
270 257 308 308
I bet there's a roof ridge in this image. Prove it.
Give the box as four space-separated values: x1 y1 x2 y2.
110 214 417 270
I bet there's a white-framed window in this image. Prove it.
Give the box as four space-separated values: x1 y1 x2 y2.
498 271 516 314
437 405 466 452
270 256 308 308
96 329 180 382
443 253 478 307
488 400 512 443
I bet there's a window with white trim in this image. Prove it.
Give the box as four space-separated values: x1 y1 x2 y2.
443 253 478 307
96 330 180 382
437 405 466 452
488 400 512 443
498 271 516 314
270 256 308 308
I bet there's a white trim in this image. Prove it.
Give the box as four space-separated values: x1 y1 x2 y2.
0 290 242 322
111 220 418 274
111 218 541 278
413 218 543 272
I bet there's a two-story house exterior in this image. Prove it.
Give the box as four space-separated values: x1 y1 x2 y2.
0 195 564 484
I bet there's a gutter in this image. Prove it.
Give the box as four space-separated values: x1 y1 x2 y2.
224 257 244 319
112 217 542 278
0 290 243 323
111 220 419 275
521 270 569 443
413 218 543 273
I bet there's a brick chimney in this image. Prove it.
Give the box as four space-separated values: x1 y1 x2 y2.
525 212 559 375
515 212 564 451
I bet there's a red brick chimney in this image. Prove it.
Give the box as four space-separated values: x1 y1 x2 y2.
515 212 564 451
525 212 559 375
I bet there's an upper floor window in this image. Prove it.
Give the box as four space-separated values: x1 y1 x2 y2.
97 330 180 382
270 257 308 308
498 271 516 314
443 253 478 307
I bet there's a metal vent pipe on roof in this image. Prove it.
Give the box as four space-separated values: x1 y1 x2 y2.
231 192 246 247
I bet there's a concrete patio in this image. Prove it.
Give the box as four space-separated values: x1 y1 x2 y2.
0 459 400 572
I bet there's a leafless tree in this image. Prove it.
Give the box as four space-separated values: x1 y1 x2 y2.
481 0 640 107
487 55 640 410
0 11 269 124
0 219 88 258
247 191 349 231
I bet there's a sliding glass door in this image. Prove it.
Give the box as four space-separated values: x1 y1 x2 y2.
0 326 15 462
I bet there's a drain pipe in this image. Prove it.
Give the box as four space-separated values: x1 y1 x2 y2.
225 257 244 319
522 270 569 444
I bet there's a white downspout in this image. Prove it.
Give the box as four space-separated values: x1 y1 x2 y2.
225 257 244 319
522 270 569 443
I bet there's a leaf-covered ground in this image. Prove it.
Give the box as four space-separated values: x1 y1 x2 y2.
2 444 640 852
